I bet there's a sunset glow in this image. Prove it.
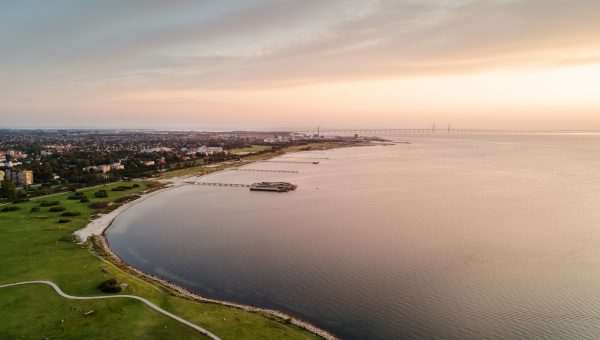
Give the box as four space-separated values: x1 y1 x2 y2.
2 1 600 129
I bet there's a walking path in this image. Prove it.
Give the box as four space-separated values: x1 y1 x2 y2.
0 280 220 340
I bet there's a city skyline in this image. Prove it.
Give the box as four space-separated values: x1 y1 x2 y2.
1 0 600 130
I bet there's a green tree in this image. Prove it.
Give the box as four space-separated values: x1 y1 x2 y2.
1 180 17 199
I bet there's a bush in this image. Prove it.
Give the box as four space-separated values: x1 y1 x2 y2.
59 234 78 243
68 192 86 200
114 195 141 203
30 206 40 212
94 190 108 198
79 198 90 203
49 206 67 212
12 198 30 204
98 279 122 293
111 186 133 192
57 219 71 223
1 206 20 212
132 183 140 188
147 181 164 189
89 201 110 209
40 200 60 207
61 211 81 217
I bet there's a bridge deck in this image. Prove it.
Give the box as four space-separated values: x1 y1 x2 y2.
185 181 250 187
232 168 299 173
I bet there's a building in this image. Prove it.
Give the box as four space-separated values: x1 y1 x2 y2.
110 163 125 171
17 170 33 186
206 146 224 154
3 169 33 186
97 165 111 173
83 165 111 173
142 160 155 166
1 160 21 168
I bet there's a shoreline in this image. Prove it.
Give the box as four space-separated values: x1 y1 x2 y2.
76 147 347 340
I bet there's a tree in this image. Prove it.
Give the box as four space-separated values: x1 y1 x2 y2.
98 278 121 293
1 180 16 199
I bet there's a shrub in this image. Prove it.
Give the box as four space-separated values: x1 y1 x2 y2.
61 211 81 217
98 279 122 293
79 198 90 203
49 206 67 212
40 201 60 207
89 201 110 209
132 183 140 188
30 206 40 212
114 195 141 204
59 234 78 243
94 190 108 198
147 181 164 189
57 219 71 223
111 186 133 192
68 192 86 200
1 206 20 212
12 198 30 204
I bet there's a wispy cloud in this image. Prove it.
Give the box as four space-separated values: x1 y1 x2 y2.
1 0 600 128
3 0 600 95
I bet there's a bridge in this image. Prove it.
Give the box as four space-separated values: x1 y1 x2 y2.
290 128 521 135
232 168 299 173
261 160 319 164
280 156 330 160
185 181 250 187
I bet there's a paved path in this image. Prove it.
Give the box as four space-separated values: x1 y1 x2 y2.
0 280 220 340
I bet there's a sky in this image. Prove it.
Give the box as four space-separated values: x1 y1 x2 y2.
1 0 600 130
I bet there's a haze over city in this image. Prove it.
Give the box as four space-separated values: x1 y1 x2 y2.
2 0 600 130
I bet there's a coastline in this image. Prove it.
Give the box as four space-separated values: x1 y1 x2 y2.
76 146 348 340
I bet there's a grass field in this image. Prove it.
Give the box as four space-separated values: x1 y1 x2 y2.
0 182 320 339
230 145 272 154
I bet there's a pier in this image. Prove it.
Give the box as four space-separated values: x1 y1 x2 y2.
232 168 299 173
280 156 329 160
185 181 250 187
261 160 319 164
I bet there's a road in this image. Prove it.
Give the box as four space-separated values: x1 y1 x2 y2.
0 280 221 340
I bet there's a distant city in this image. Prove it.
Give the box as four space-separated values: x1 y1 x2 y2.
0 129 367 201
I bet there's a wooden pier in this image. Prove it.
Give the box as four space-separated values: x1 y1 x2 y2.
261 160 319 164
280 156 329 160
185 181 250 187
232 168 299 173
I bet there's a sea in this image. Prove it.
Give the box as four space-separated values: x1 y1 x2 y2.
107 133 600 339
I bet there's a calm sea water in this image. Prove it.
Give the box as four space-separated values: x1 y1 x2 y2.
107 134 600 339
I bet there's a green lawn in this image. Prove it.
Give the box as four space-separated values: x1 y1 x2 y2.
0 182 320 339
230 145 272 154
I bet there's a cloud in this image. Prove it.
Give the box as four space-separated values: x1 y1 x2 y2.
2 0 600 99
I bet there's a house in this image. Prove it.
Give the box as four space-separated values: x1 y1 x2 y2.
97 165 111 173
17 170 34 185
3 169 33 185
110 163 125 170
1 160 22 168
206 146 224 154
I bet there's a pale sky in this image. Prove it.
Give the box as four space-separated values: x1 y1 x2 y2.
1 0 600 130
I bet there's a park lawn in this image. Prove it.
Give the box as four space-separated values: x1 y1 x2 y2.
231 145 272 154
0 182 320 339
283 143 346 152
160 166 205 179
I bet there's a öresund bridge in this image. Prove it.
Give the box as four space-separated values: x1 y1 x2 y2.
290 127 523 135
